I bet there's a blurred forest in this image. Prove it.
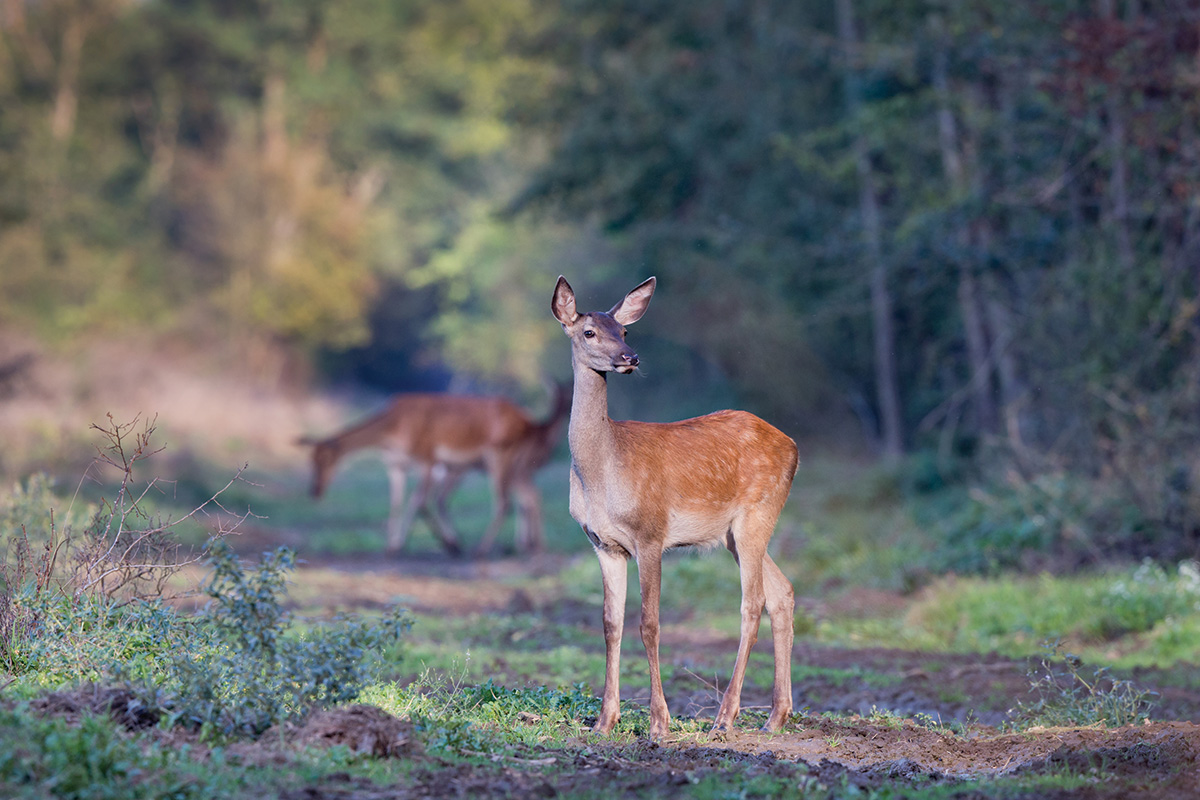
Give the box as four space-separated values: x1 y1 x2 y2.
3 0 1200 563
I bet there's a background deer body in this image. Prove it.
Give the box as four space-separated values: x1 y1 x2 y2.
553 276 797 740
304 386 569 556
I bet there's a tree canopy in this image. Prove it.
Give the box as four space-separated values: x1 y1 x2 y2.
4 0 1200 551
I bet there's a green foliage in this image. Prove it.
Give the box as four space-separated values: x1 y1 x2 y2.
1098 560 1200 639
932 474 1096 575
1011 642 1157 729
141 540 411 739
0 706 202 800
5 591 188 686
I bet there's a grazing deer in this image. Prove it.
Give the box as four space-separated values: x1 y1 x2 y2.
301 384 570 557
552 276 797 740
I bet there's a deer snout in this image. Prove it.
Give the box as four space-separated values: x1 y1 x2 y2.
615 351 639 372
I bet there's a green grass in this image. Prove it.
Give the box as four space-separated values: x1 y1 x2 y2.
807 563 1200 669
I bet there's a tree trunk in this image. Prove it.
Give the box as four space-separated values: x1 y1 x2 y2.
837 0 903 458
932 19 996 436
1098 0 1135 272
51 12 86 141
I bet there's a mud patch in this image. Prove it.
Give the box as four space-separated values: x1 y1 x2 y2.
28 684 160 730
298 704 421 758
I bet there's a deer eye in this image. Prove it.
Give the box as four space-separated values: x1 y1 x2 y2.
584 329 596 338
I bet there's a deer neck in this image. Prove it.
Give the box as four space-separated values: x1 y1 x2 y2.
568 366 619 477
326 411 395 456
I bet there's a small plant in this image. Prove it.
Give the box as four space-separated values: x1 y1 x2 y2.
1011 641 1157 729
868 705 905 729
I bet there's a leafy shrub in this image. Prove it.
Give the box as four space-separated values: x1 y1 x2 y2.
2 417 249 675
141 540 411 739
927 466 1190 577
1011 642 1157 729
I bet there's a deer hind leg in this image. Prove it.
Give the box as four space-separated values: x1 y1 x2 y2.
594 543 628 734
761 552 795 731
712 519 770 733
636 547 671 740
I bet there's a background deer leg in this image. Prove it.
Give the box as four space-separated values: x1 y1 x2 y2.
713 526 767 732
472 457 512 557
384 460 413 553
389 465 435 553
512 479 543 552
595 543 628 734
425 464 463 556
761 552 795 731
637 547 671 740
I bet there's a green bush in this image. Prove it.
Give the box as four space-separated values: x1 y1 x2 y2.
932 473 1094 575
5 591 188 685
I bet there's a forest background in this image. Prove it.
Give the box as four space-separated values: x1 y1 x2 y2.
3 0 1200 572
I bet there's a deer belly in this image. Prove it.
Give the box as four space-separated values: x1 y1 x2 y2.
433 446 483 467
664 508 732 550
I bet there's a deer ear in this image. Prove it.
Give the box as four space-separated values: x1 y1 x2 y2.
610 277 656 325
552 276 578 327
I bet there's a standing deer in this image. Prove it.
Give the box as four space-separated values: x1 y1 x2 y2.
301 384 569 557
552 275 797 740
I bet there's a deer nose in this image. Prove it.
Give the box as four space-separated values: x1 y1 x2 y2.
623 352 639 367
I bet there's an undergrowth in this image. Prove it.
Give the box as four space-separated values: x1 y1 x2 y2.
2 419 413 741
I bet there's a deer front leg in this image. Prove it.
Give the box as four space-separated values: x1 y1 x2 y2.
384 462 413 553
472 458 512 557
425 464 463 556
594 543 628 734
637 547 671 740
512 480 544 552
